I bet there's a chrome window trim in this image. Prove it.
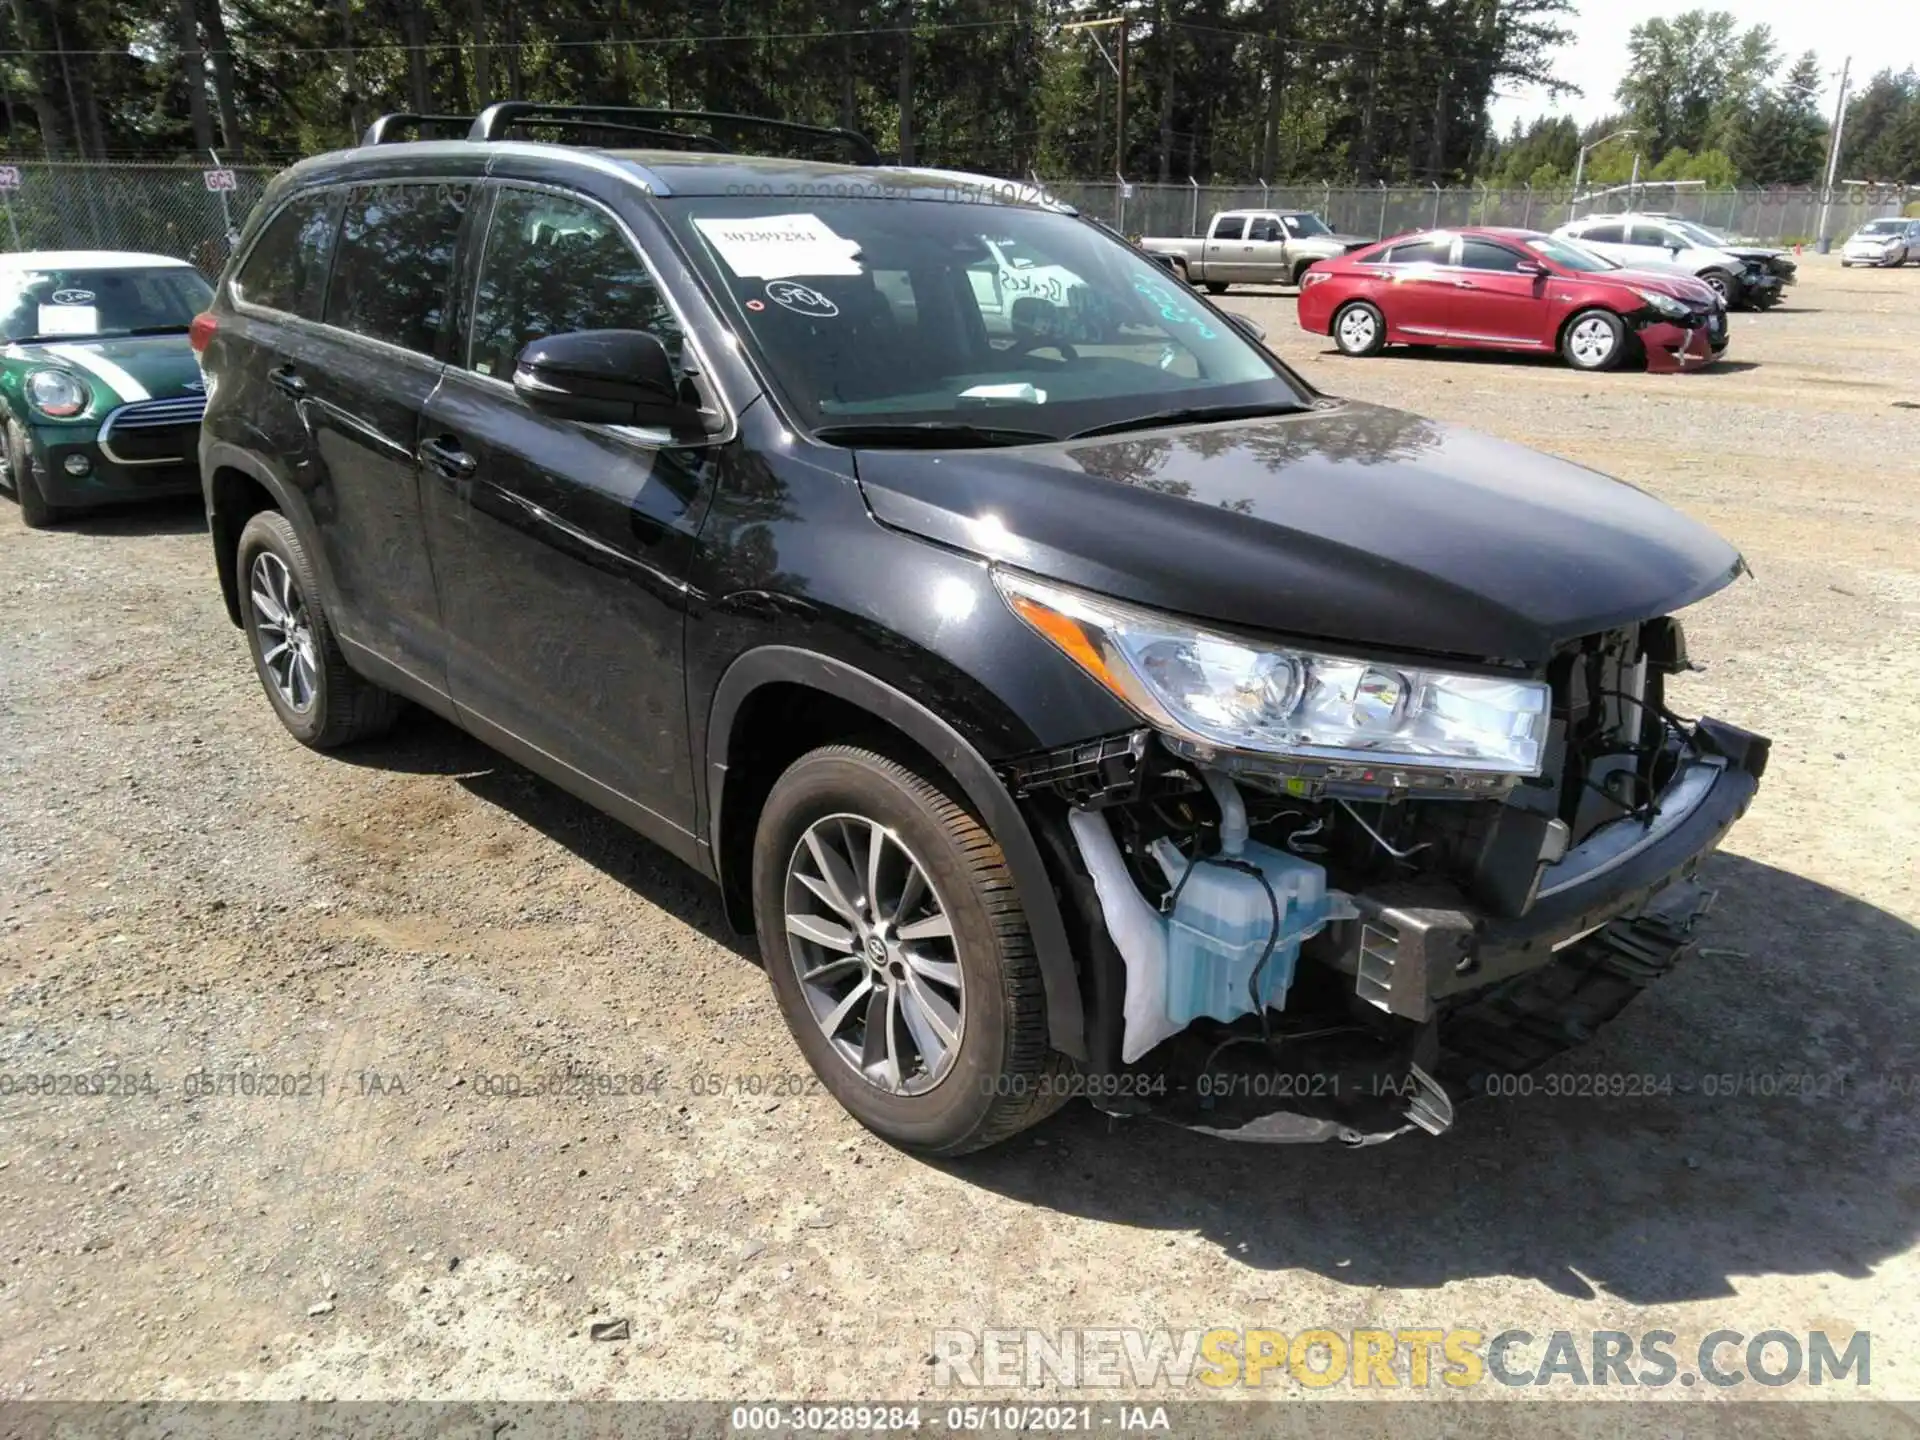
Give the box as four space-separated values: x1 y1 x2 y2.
97 397 207 466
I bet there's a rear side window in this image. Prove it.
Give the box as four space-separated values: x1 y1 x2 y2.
465 187 685 382
233 191 338 319
1578 224 1625 244
1211 215 1247 241
1460 240 1525 272
323 183 470 355
1385 238 1451 265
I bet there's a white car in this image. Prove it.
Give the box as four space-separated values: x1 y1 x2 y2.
1841 218 1920 268
1553 213 1783 309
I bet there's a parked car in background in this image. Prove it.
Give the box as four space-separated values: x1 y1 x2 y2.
1298 228 1728 372
1141 210 1372 293
1841 217 1920 267
1553 213 1783 310
1640 214 1797 296
197 107 1768 1155
0 250 212 528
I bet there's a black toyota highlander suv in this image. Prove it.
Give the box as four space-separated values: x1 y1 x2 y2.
195 105 1769 1155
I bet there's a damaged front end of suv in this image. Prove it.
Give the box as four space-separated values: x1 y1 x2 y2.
884 415 1774 1148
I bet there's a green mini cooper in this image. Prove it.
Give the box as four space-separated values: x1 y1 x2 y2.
1 250 214 527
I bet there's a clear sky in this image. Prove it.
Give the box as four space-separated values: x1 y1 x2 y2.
1488 0 1920 134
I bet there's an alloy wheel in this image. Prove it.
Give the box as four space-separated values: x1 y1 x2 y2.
1337 307 1377 352
783 813 965 1096
248 550 320 712
1568 316 1616 367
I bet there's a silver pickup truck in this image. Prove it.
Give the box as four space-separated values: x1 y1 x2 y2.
1141 210 1373 292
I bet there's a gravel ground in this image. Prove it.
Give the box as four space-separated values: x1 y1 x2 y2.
1 257 1916 1415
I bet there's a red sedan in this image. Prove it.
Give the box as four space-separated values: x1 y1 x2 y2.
1295 227 1729 373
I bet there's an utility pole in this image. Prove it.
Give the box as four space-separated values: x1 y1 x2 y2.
1114 11 1127 179
1816 56 1851 254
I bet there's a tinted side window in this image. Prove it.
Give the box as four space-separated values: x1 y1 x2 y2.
233 191 338 319
466 187 685 382
1460 240 1525 272
1211 215 1247 241
1627 224 1673 247
1248 217 1281 242
323 183 469 355
1579 224 1625 245
1385 238 1451 265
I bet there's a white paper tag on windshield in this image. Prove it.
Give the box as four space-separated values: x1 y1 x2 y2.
37 304 100 336
692 213 863 279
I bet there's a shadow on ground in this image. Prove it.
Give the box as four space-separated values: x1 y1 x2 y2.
36 492 208 537
335 705 751 958
950 850 1919 1306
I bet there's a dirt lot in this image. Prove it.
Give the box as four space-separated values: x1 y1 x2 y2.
1 257 1916 1415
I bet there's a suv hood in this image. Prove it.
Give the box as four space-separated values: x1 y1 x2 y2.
854 401 1744 667
5 332 202 404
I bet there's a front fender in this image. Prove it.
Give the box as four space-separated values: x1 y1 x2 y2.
706 645 1088 1061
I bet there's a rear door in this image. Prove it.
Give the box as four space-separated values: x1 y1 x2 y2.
1204 214 1248 280
1373 235 1457 337
419 181 721 834
1449 237 1551 346
296 180 472 688
1569 222 1631 266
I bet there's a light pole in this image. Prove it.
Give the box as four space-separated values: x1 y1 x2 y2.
1568 127 1638 220
1814 57 1852 253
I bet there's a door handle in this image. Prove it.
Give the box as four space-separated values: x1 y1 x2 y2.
268 365 308 399
418 435 478 480
1453 280 1477 288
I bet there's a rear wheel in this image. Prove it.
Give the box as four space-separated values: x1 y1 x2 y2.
236 510 401 748
1560 308 1626 371
1204 281 1229 295
752 744 1068 1155
1332 301 1386 357
1291 260 1315 288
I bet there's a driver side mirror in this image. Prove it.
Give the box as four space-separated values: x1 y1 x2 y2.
1224 311 1266 344
513 329 707 431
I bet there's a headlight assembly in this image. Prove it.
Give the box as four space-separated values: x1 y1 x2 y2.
995 571 1550 777
1634 290 1689 320
25 369 91 419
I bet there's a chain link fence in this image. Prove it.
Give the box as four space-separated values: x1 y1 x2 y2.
1 161 1914 271
1041 179 1917 246
0 162 281 277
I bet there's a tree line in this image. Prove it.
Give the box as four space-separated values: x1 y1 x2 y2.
1 2 1914 188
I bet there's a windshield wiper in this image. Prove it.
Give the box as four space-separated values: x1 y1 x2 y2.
1068 400 1307 440
812 421 1056 449
4 325 190 345
122 324 193 336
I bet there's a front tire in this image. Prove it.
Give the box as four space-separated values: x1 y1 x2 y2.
752 744 1067 1156
1561 308 1626 371
1332 301 1386 357
235 510 401 748
1701 269 1736 306
4 420 60 529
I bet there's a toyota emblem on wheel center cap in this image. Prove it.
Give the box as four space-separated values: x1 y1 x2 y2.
866 935 887 963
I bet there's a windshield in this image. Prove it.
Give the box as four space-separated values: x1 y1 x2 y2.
1286 213 1332 237
1667 220 1726 247
0 265 213 343
664 195 1307 441
1524 236 1620 272
1858 219 1904 236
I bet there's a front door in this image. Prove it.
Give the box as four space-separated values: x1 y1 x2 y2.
420 183 720 835
1376 235 1458 338
1448 238 1551 346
